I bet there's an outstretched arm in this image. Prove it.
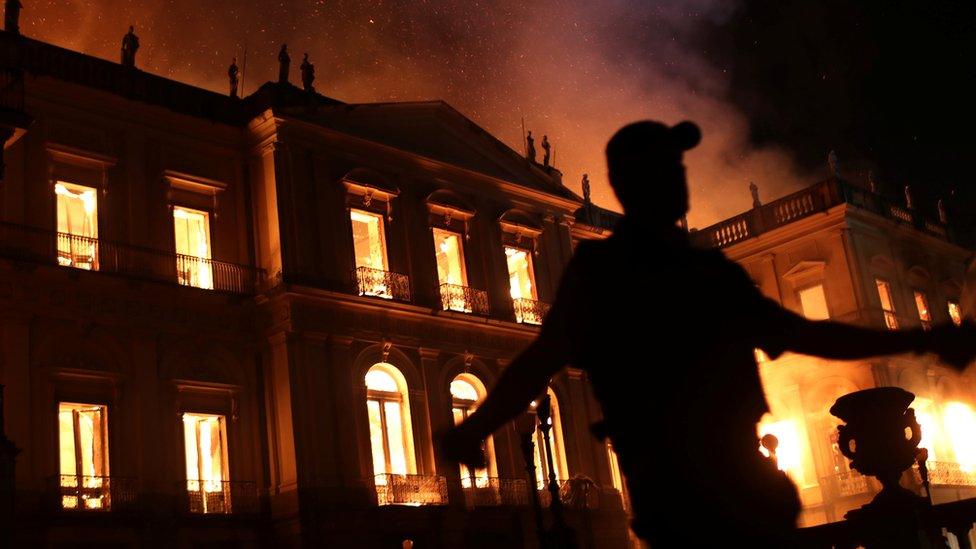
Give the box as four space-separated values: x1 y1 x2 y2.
439 251 585 467
438 322 572 468
457 329 570 440
759 298 976 369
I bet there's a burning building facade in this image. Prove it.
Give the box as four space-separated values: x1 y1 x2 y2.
0 32 630 548
690 180 976 535
0 23 973 549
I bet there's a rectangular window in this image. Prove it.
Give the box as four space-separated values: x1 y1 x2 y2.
875 279 899 330
58 403 109 510
433 228 467 287
505 246 537 300
351 209 388 271
55 182 99 270
914 291 932 330
798 284 830 320
182 413 229 514
173 207 213 290
351 209 394 298
948 301 962 326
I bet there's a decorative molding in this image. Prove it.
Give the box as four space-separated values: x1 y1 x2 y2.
45 141 117 168
163 169 228 194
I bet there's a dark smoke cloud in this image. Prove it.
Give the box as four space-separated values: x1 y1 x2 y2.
23 0 821 227
703 0 976 226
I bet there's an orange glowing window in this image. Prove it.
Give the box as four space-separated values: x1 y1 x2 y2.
875 279 899 330
433 228 467 287
943 402 976 473
798 284 830 320
913 291 932 330
948 301 962 326
351 209 388 271
607 441 624 493
366 364 416 484
55 182 99 270
58 403 109 510
182 413 228 514
173 207 213 290
505 246 537 301
451 375 495 488
531 388 568 489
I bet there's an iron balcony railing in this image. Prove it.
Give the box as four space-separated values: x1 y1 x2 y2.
374 473 448 506
50 474 138 513
513 297 550 325
440 283 489 315
354 266 411 302
820 470 874 499
183 480 259 515
913 461 976 488
462 477 529 507
537 478 601 510
0 222 263 293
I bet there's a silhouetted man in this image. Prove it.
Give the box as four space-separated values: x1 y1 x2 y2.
441 120 976 547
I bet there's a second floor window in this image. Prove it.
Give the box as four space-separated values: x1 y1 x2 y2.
55 182 99 270
914 291 932 330
58 402 109 510
505 246 537 301
798 284 830 320
182 413 229 514
875 279 898 330
948 301 962 326
433 228 467 287
173 207 213 290
351 209 397 299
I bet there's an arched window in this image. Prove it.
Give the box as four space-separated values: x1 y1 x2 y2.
532 388 568 489
365 364 416 483
450 374 496 487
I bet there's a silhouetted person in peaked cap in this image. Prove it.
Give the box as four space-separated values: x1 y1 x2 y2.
441 120 976 547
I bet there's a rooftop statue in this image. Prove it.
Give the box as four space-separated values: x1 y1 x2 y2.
278 44 290 84
120 26 139 68
300 53 315 92
4 0 22 35
228 58 240 98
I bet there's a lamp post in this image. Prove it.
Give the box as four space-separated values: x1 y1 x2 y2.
517 411 547 548
536 395 576 549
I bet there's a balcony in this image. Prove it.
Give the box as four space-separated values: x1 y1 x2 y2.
354 266 411 302
0 222 263 293
820 470 874 499
462 478 529 507
513 297 550 325
914 461 976 488
183 480 259 515
690 178 954 250
440 283 489 315
50 474 138 513
374 473 448 506
538 478 601 509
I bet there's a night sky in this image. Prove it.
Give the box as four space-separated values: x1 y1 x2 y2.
17 1 976 229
